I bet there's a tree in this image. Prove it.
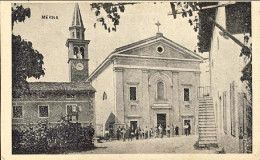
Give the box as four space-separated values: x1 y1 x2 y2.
12 4 45 96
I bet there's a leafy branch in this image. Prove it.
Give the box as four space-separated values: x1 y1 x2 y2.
90 3 136 32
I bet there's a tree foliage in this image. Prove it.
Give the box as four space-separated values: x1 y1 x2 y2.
12 4 45 96
90 3 136 32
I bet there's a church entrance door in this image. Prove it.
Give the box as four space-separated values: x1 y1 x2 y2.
130 121 137 131
157 114 166 135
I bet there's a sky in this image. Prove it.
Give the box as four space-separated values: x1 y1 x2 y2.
13 2 200 82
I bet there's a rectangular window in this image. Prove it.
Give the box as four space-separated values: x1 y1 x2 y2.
66 104 78 121
184 88 190 101
39 105 49 118
66 94 76 99
13 106 23 119
130 87 136 101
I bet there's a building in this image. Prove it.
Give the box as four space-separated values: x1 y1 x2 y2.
197 2 251 153
87 31 203 137
12 4 95 129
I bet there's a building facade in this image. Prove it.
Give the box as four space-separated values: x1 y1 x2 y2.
12 4 95 129
87 32 203 137
198 2 251 153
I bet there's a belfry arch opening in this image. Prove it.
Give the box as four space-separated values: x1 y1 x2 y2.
80 47 85 59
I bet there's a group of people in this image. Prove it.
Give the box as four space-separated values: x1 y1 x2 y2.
104 124 185 142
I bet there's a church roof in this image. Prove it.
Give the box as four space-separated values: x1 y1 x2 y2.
71 3 84 27
28 82 95 92
112 33 203 60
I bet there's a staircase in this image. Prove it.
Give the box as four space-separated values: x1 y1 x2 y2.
198 97 218 148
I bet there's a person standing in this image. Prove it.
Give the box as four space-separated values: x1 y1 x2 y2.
166 125 170 138
122 126 126 141
184 123 188 136
187 123 191 136
109 127 113 141
138 127 142 140
159 124 163 138
116 127 121 140
145 126 148 139
170 124 174 137
155 126 159 138
175 125 179 136
149 128 153 138
104 130 109 142
135 127 139 140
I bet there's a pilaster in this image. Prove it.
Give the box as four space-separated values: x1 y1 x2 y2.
142 69 150 128
172 71 180 123
114 67 125 124
194 71 200 135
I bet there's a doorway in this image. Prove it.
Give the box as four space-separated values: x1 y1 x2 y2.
157 114 166 135
130 121 138 131
183 119 191 135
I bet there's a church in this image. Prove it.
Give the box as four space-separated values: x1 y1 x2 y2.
12 4 95 128
87 25 203 136
12 4 203 137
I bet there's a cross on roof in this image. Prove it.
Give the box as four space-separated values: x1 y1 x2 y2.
155 21 161 33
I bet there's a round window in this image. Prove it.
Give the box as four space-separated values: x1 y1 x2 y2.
157 46 164 54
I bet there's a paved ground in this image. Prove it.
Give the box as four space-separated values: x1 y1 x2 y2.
73 135 217 154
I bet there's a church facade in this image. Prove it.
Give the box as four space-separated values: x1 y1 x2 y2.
12 4 95 128
87 32 203 137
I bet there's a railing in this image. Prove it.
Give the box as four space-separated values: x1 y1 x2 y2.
198 86 211 98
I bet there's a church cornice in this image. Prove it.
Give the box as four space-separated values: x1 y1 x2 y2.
65 39 90 47
87 53 201 82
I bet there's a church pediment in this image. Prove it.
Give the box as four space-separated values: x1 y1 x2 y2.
112 34 203 61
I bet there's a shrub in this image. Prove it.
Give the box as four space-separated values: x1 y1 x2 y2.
12 116 94 154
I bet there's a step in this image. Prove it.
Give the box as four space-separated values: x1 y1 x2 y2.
199 105 214 108
199 125 216 128
199 127 216 130
199 137 217 142
199 102 213 104
198 112 215 115
199 119 215 121
199 130 217 133
199 122 216 125
199 106 214 108
199 141 218 145
199 115 215 117
199 132 217 135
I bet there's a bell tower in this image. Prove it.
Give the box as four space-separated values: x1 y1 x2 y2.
66 3 90 82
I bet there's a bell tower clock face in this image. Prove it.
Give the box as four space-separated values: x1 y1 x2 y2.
76 62 84 70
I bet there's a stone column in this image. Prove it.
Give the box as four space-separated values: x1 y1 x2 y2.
114 67 125 124
142 69 150 128
194 71 201 135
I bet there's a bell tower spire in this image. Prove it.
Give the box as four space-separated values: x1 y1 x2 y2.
70 3 85 40
66 3 90 82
